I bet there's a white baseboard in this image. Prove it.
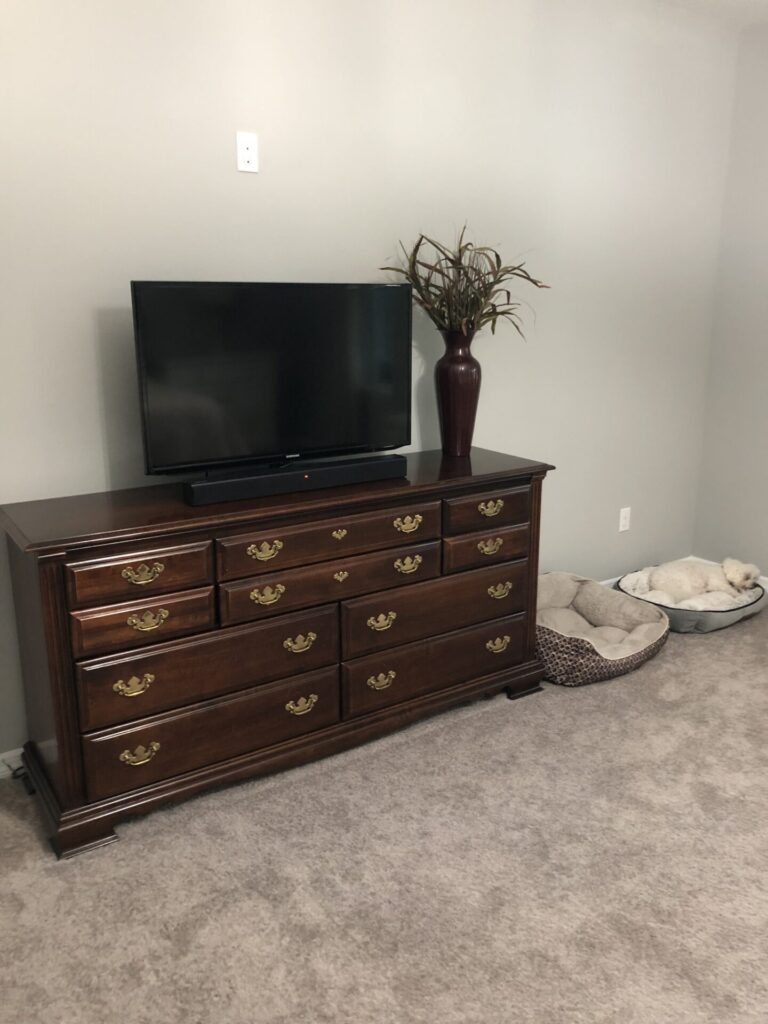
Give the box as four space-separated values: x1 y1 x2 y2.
0 748 23 779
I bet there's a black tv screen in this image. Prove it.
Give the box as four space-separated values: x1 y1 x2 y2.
131 281 412 473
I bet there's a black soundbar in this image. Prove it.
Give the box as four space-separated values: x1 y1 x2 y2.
183 453 408 506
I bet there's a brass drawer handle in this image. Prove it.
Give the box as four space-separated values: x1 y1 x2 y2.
477 538 504 556
367 670 396 691
486 636 511 654
479 499 505 518
286 693 318 716
393 514 423 534
488 581 513 600
332 528 348 541
367 611 397 632
119 741 160 766
283 632 317 654
333 570 349 582
250 584 286 606
121 562 164 585
126 608 169 631
394 555 422 575
113 673 154 697
247 540 283 561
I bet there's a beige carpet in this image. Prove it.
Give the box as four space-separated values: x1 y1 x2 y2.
1 612 767 1024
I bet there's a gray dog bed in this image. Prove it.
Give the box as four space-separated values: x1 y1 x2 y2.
616 571 766 634
537 572 669 686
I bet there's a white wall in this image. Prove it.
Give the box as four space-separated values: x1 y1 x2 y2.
0 0 740 751
694 25 768 569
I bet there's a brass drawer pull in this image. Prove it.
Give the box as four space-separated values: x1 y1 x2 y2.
332 528 348 541
478 499 505 518
367 670 396 691
247 540 283 562
286 693 318 716
121 562 165 585
283 632 317 654
488 581 513 600
486 636 511 654
126 608 169 631
333 570 349 582
477 538 504 556
113 673 154 697
393 514 423 534
394 555 422 575
367 611 397 632
119 741 160 766
250 584 286 606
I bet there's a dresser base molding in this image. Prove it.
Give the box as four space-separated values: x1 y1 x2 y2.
25 659 544 858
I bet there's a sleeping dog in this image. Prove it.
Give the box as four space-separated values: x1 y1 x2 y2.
648 558 760 605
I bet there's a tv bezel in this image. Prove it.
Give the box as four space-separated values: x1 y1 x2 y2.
131 280 413 475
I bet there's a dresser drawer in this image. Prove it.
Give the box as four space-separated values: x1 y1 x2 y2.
217 501 441 581
76 604 339 730
69 587 216 659
82 666 340 802
341 560 529 658
443 486 531 535
342 615 527 718
65 541 214 609
442 525 529 574
219 541 441 626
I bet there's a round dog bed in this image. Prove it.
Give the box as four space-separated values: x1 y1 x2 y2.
617 569 766 634
537 572 669 686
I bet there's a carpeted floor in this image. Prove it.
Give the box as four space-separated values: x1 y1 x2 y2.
1 612 766 1024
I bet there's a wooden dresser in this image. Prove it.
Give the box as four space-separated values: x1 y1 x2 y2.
1 448 552 857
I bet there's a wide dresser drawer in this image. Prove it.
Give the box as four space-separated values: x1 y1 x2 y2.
341 560 529 658
217 501 441 581
342 615 527 718
76 604 339 730
442 525 529 573
70 587 216 659
443 486 531 535
82 665 340 801
65 541 214 609
219 541 441 625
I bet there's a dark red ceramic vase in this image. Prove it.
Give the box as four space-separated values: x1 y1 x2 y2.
435 329 481 458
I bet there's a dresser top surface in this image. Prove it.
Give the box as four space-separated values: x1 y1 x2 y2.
0 448 553 553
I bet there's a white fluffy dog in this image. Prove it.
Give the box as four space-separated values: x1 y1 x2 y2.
648 557 760 605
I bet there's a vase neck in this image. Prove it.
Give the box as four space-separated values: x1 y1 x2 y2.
440 329 476 356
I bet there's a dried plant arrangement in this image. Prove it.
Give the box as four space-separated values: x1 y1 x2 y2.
382 227 548 338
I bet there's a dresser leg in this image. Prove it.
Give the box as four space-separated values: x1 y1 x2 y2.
505 684 543 700
52 824 119 860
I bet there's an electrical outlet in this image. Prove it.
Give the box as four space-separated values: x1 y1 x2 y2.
619 507 631 532
236 131 258 173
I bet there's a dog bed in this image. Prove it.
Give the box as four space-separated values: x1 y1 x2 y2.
537 572 669 686
617 568 766 634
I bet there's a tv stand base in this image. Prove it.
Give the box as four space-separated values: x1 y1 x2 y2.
184 453 407 505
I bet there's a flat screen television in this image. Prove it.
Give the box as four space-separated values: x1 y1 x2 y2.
131 281 413 475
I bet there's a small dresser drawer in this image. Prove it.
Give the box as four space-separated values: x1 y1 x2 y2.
219 541 441 626
217 502 441 581
442 525 529 574
65 541 214 609
341 561 529 658
342 615 527 718
443 486 531 536
76 604 339 730
82 665 340 802
70 587 216 659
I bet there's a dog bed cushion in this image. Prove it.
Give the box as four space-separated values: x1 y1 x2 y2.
617 568 766 634
537 572 669 686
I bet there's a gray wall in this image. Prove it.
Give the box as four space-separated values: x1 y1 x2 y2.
0 1 742 752
694 26 768 570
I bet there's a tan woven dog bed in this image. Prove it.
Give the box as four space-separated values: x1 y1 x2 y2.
537 572 669 686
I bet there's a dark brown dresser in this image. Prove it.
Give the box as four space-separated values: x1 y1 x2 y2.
0 448 552 857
